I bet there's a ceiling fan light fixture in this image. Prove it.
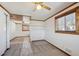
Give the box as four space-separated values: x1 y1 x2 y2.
37 4 42 10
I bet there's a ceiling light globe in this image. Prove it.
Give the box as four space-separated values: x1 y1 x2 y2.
37 4 42 10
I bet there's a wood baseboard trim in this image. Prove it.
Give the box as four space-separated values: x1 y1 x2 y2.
1 48 10 56
32 40 71 56
10 36 30 41
32 39 45 42
46 40 71 56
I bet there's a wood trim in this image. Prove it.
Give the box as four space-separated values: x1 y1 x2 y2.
76 7 79 33
11 13 31 18
11 36 30 41
55 7 77 19
0 4 10 14
44 2 78 21
55 6 79 35
10 14 23 21
11 14 31 21
55 31 79 35
1 48 10 56
22 25 29 31
32 40 70 56
32 40 45 42
31 19 45 22
46 40 71 56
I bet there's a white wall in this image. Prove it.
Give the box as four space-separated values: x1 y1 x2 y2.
45 3 79 56
10 20 45 41
10 21 16 40
10 23 30 40
15 23 30 37
10 16 30 40
30 21 45 41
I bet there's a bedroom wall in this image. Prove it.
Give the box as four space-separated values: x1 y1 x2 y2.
10 21 16 40
15 23 30 37
30 20 45 41
10 16 30 40
45 3 79 56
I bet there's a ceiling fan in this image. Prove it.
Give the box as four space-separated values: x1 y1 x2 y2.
33 2 51 11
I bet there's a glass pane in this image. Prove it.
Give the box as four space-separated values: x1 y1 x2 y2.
57 17 65 31
66 13 76 31
23 16 30 25
55 20 58 31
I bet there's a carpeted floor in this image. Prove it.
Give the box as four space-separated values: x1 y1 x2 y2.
3 37 68 56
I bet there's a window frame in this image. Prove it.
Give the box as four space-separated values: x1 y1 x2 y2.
55 7 79 34
22 24 29 31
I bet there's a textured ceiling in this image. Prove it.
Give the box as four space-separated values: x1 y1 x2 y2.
0 2 74 20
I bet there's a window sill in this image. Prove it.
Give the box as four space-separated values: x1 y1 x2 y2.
55 31 79 35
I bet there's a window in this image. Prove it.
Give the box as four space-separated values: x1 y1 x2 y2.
55 12 76 32
22 25 29 31
22 16 30 31
55 6 79 34
56 17 65 31
66 13 76 31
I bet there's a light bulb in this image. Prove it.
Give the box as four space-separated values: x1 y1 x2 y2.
37 4 42 10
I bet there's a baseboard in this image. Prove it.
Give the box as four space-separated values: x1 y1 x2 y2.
32 39 71 56
10 36 30 41
45 40 71 56
1 48 10 56
31 39 45 42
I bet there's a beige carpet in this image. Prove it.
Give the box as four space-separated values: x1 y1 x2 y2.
3 37 68 56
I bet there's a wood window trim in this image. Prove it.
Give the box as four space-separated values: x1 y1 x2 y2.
55 7 77 19
10 14 23 21
55 31 79 35
55 6 79 35
22 25 29 31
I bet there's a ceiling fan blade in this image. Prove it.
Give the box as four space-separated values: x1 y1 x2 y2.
33 2 43 4
32 2 43 11
41 4 51 10
33 2 51 11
